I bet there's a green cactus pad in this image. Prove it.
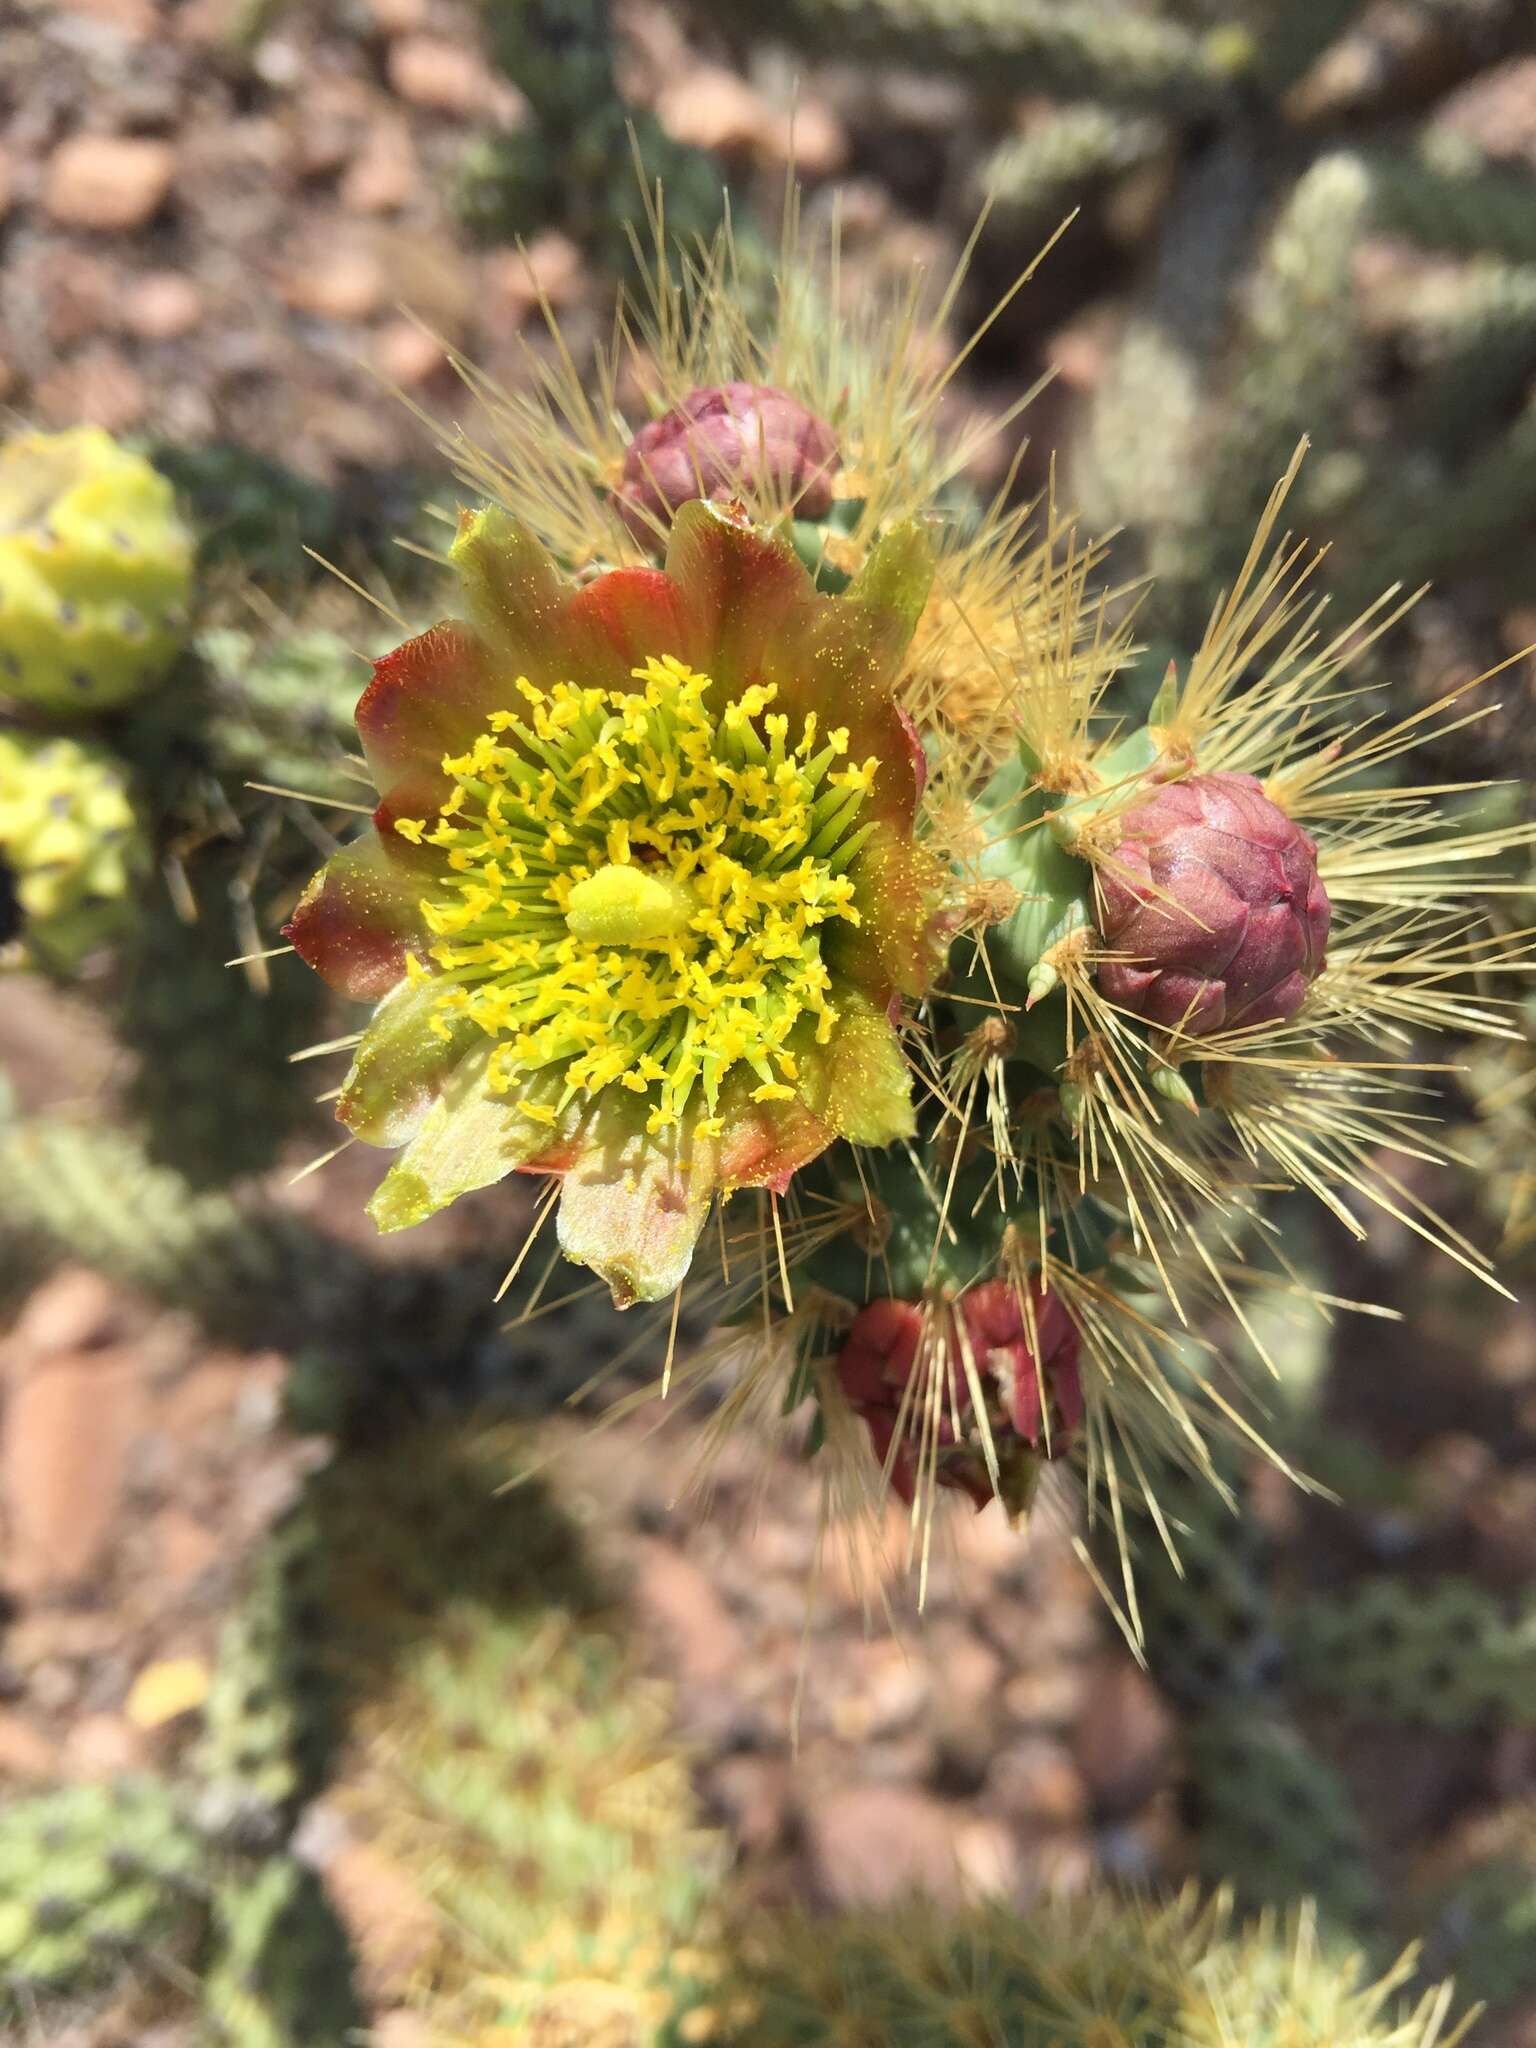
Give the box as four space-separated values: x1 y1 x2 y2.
201 1855 362 2048
0 728 147 974
1284 1576 1536 1731
703 1889 1459 2047
0 427 193 714
0 1777 203 2022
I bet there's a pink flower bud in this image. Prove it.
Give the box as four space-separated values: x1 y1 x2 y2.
1095 772 1330 1033
959 1280 1083 1448
835 1283 1081 1509
616 382 840 541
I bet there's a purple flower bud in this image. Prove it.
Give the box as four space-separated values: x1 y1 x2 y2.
1095 772 1330 1034
616 382 840 542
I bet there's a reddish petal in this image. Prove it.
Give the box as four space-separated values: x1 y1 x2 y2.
565 565 701 683
662 500 812 700
765 595 922 832
356 621 502 821
284 831 428 1003
715 1083 831 1195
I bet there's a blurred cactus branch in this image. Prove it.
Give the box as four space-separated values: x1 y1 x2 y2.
0 1113 592 1433
973 105 1170 237
694 0 1237 112
464 0 734 267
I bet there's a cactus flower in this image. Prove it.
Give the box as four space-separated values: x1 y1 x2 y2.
287 500 936 1306
1094 772 1330 1033
836 1281 1081 1511
616 382 840 543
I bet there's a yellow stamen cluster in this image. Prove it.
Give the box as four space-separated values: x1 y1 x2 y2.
397 654 880 1135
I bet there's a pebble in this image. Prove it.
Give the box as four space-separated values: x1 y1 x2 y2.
386 36 507 118
63 1712 144 1777
2 1346 144 1597
802 1782 967 1907
484 230 583 321
372 317 449 390
121 269 205 340
631 1537 745 1692
0 1711 58 1781
1069 1652 1175 1818
986 1734 1089 1829
281 247 387 323
367 0 428 28
34 346 149 432
341 117 419 215
53 0 160 33
4 1269 126 1362
655 67 774 157
44 134 178 232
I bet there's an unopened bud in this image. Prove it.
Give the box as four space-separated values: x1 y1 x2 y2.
1096 772 1330 1034
616 382 840 543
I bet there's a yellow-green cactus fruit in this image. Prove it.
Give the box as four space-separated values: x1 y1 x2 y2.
0 426 193 713
0 730 146 973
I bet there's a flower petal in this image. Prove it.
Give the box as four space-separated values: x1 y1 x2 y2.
716 1083 833 1195
564 564 699 683
825 827 941 1000
662 500 811 700
765 594 924 832
284 830 429 1003
555 1099 719 1308
355 622 499 812
845 519 935 642
337 979 480 1148
366 1049 571 1233
821 989 916 1146
449 507 577 677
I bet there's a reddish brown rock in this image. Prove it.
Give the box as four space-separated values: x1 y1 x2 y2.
802 1782 967 1908
655 67 773 156
39 250 119 348
1069 1652 1176 1818
4 1269 125 1363
986 1734 1089 1830
323 1840 439 2003
34 347 149 433
65 1713 145 1778
367 0 428 30
484 231 583 321
44 135 177 232
630 1537 744 1692
386 36 508 118
54 0 160 32
341 118 419 215
372 317 447 391
281 247 386 323
121 270 204 341
0 1712 59 1781
2 1346 143 1597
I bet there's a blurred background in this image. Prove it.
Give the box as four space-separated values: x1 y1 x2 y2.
3 1 1536 2044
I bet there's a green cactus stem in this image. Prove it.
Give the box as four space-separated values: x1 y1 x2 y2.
0 427 193 715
